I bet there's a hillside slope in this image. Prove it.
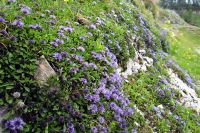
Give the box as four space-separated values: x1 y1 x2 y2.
0 0 199 132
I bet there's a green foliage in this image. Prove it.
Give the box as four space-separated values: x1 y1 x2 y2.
123 69 200 132
0 0 199 132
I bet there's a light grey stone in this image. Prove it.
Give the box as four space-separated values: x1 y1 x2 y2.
34 55 56 86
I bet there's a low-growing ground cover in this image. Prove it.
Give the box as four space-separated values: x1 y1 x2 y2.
123 70 200 133
0 0 199 132
0 0 163 132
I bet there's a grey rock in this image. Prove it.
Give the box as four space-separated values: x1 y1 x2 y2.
34 55 56 86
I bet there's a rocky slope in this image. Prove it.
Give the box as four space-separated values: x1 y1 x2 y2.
0 0 199 132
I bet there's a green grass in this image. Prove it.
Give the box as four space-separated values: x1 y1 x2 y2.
169 26 200 81
179 11 200 27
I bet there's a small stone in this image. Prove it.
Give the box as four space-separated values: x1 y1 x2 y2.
34 55 56 86
13 92 21 98
17 100 25 108
76 15 90 25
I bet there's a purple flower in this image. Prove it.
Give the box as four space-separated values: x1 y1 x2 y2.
48 20 56 25
157 89 165 98
96 17 104 25
80 78 87 84
152 106 159 112
88 104 98 114
84 94 93 101
65 104 73 111
0 30 7 36
103 89 112 100
28 39 35 44
132 129 137 133
118 119 126 129
77 46 85 52
126 107 134 116
133 25 138 32
50 41 58 47
72 54 84 62
53 52 62 61
114 114 122 122
174 115 181 121
99 104 105 113
8 0 16 2
40 40 46 44
29 24 42 30
69 68 79 74
109 102 117 110
5 120 15 130
5 117 25 131
61 51 68 57
111 93 120 100
88 32 93 36
0 17 5 23
115 41 121 51
91 51 103 60
184 76 193 85
79 36 86 41
91 126 98 133
40 13 45 17
115 107 124 115
12 20 24 28
10 36 17 41
66 27 73 33
98 116 105 124
21 6 31 15
89 24 96 29
92 94 100 103
89 63 97 69
48 116 54 122
50 38 64 47
67 123 75 133
58 116 65 123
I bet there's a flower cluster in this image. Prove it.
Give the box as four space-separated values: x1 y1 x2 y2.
152 106 165 119
12 20 24 28
83 67 134 131
0 1 171 132
29 24 42 30
57 26 73 38
157 87 175 100
4 117 25 131
20 5 31 15
50 38 64 47
91 47 118 68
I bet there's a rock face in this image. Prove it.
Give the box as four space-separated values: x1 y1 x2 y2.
34 55 56 86
168 68 200 114
118 50 154 79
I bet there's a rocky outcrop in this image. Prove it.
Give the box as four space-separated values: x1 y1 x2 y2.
118 50 154 79
168 68 200 114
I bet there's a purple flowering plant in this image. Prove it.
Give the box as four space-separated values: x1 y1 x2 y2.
1 0 199 133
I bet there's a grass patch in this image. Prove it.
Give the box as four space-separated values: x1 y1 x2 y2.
169 26 200 81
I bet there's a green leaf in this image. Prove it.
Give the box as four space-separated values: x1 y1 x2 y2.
6 86 13 90
45 123 49 133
